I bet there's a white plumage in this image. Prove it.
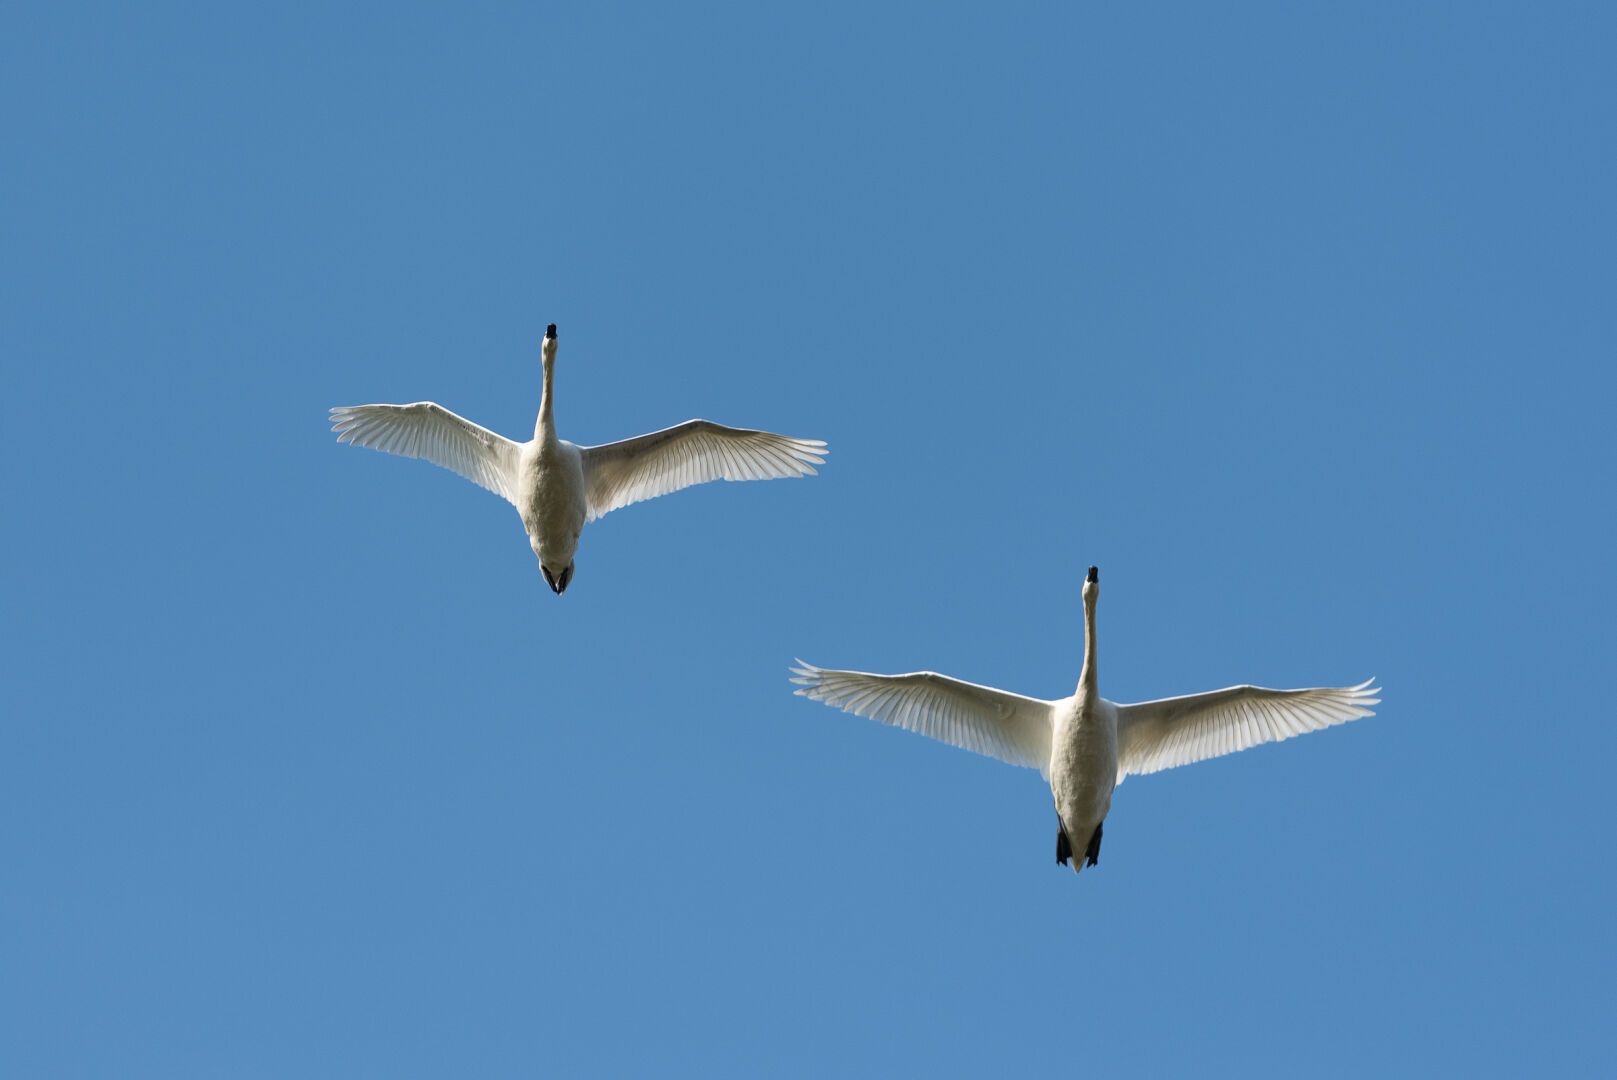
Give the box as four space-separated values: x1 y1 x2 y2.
789 665 1053 770
330 325 827 593
330 402 522 504
579 420 829 522
1113 679 1379 776
792 566 1378 876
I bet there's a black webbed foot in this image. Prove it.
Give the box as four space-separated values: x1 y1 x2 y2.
1084 820 1103 868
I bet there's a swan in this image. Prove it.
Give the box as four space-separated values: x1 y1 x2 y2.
329 324 828 593
791 566 1379 875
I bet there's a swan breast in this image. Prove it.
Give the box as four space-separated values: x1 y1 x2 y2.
1050 696 1118 825
520 440 587 561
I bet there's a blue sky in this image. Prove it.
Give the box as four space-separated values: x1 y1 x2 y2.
4 2 1614 1075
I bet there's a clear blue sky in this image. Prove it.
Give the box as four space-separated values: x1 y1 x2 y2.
4 3 1614 1076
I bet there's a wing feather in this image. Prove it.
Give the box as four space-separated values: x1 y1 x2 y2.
329 403 522 505
1115 679 1380 777
579 420 826 521
790 661 1053 772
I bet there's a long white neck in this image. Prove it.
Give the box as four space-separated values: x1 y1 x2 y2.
536 353 556 439
1078 592 1098 695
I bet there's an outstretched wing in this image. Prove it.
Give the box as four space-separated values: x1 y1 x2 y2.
1115 679 1380 778
579 420 826 521
329 403 523 505
790 661 1053 772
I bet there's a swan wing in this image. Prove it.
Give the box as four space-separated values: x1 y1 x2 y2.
1115 679 1380 778
790 661 1053 771
579 420 826 521
329 403 523 506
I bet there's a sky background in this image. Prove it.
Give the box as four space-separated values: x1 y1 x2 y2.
4 2 1615 1076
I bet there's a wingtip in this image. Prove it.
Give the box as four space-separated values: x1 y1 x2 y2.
788 442 827 468
1350 677 1381 715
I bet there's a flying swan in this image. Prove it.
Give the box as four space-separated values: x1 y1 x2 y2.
791 566 1378 875
330 324 828 592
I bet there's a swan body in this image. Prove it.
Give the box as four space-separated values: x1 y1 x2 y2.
791 566 1379 876
330 324 828 593
521 434 587 590
1049 690 1117 872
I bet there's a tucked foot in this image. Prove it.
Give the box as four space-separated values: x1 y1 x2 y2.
541 562 574 594
1084 820 1103 868
1056 817 1073 866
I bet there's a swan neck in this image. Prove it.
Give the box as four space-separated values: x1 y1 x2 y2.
1078 594 1098 693
536 354 555 437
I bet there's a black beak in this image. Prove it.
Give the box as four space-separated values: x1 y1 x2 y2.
545 323 557 340
1087 565 1099 584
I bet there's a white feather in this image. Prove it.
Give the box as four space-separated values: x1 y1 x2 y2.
790 661 1053 771
329 403 521 504
582 421 826 521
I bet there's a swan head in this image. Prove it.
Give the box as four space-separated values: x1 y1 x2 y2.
541 559 575 595
1083 565 1099 604
542 323 558 364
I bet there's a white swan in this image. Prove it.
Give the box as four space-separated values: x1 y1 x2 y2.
330 324 828 593
791 566 1378 875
